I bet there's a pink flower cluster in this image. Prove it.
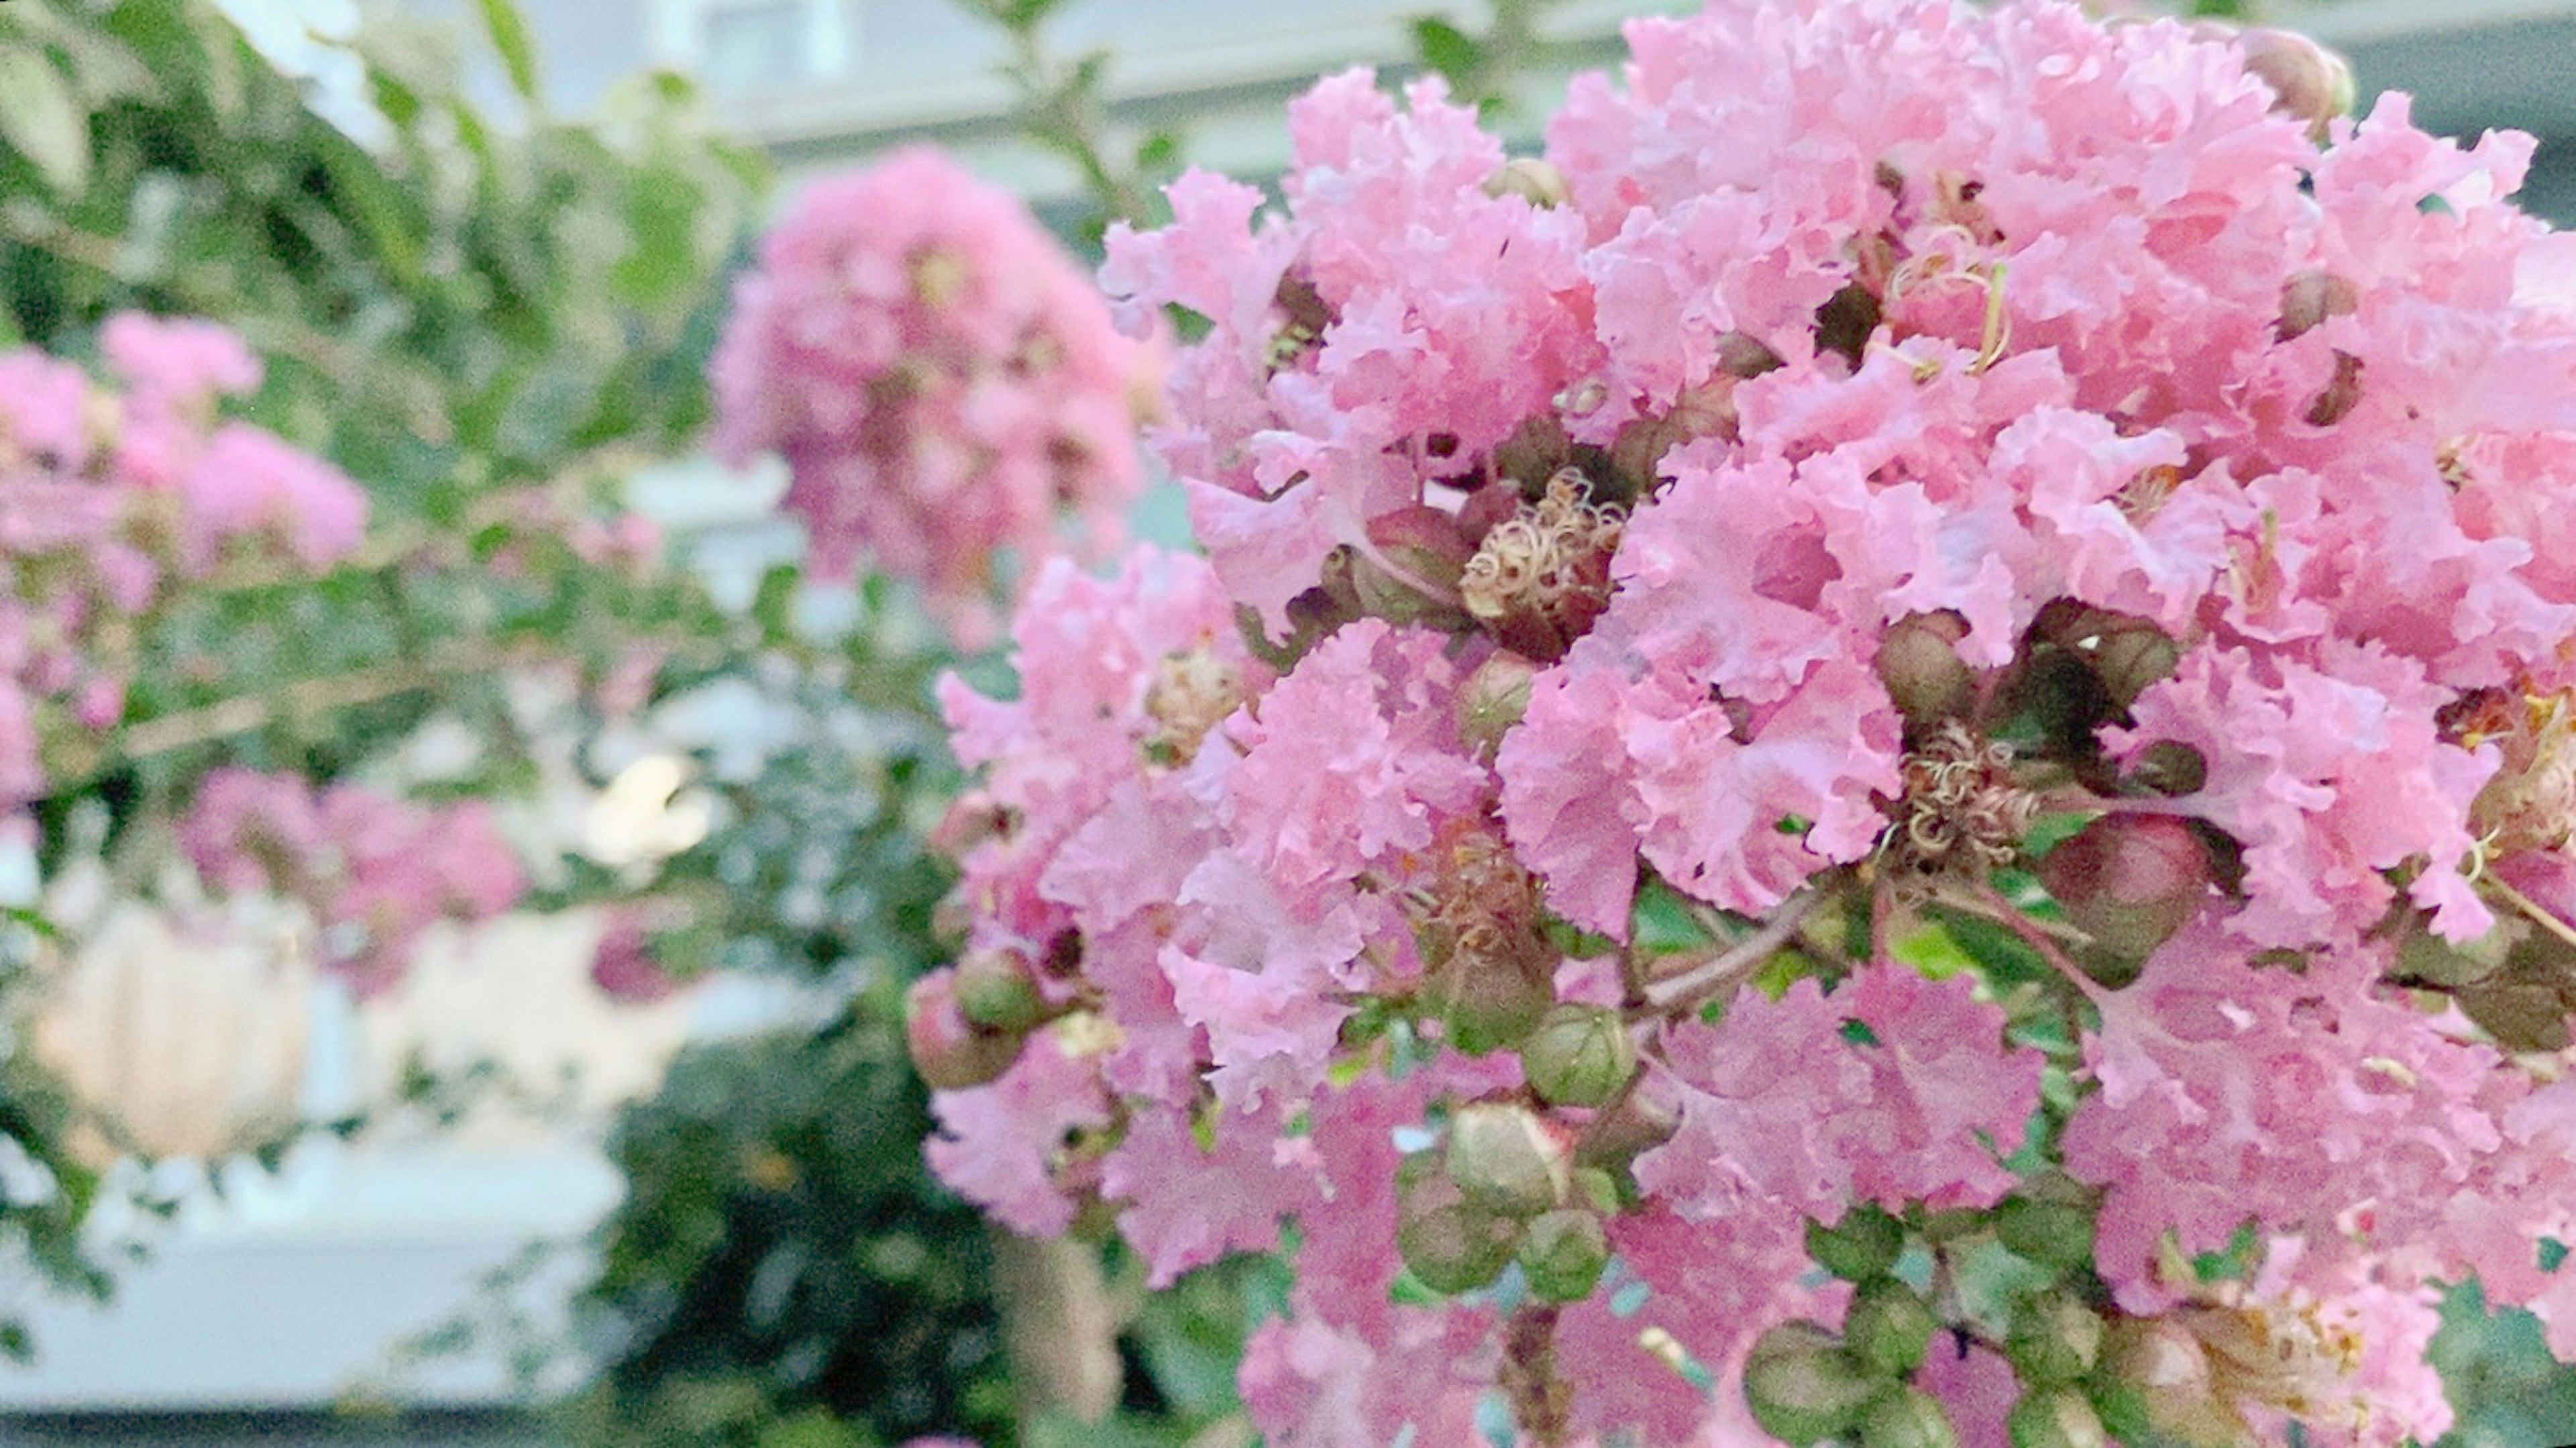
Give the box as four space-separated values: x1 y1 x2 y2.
710 146 1151 648
921 1 2576 1443
0 315 368 813
180 768 528 996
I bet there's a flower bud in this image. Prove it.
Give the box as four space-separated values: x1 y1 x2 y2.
1521 1003 1636 1108
1458 651 1540 762
1714 329 1787 380
1430 946 1553 1055
1574 1089 1678 1187
1876 611 1976 723
1611 380 1736 484
1354 507 1475 628
2008 1291 2105 1386
1446 1101 1568 1217
2076 620 2180 713
1860 1386 1960 1448
1396 1152 1522 1294
1488 413 1572 492
1483 156 1570 208
2239 28 2357 142
1807 1204 1907 1282
954 947 1048 1032
2104 1316 2231 1444
1993 1189 2098 1270
590 911 680 1003
2123 740 2208 797
905 970 1024 1090
1517 1207 1610 1303
1845 1278 1937 1378
2037 813 2212 960
2305 348 2365 427
1743 1323 1881 1445
2007 1389 2108 1448
2277 269 2360 342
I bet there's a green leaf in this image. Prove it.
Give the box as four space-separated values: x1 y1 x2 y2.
474 0 542 101
754 1408 864 1448
0 47 92 193
1631 878 1711 956
751 564 802 648
1409 15 1483 85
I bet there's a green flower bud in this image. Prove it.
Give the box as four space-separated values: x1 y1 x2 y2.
1522 1003 1637 1108
1488 413 1572 492
904 970 1024 1091
1994 1194 2098 1270
1395 1150 1521 1294
2124 739 2208 796
2037 813 2212 960
2081 623 2181 714
2007 1389 2108 1448
1458 650 1540 761
1517 1207 1610 1303
2008 1291 2105 1386
2238 27 2357 142
1806 1204 1907 1282
1742 1323 1880 1446
1397 1198 1521 1294
1876 611 1976 723
1354 506 1475 628
953 947 1047 1031
1429 939 1554 1055
1446 1102 1568 1217
1845 1278 1937 1379
1573 1090 1678 1195
1860 1386 1960 1448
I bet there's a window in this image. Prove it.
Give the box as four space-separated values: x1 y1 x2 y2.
651 0 857 98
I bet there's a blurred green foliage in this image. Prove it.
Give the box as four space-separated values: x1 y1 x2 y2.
0 0 772 1377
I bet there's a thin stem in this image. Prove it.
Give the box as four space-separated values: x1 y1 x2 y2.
1970 880 2110 1006
110 644 511 761
2489 874 2576 954
1923 878 2094 947
1869 871 1894 961
1640 885 1826 1015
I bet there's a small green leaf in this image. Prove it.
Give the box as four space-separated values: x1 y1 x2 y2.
1631 878 1710 956
0 48 92 193
1410 15 1483 86
474 0 542 101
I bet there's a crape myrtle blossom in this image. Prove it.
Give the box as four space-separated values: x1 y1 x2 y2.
180 768 529 996
919 0 2576 1443
711 146 1155 650
0 315 368 817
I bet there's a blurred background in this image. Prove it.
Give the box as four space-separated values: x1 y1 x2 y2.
0 1 2571 1445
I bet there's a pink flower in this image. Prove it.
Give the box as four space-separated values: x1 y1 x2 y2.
588 911 680 1003
179 423 368 572
180 772 527 993
712 146 1148 646
101 312 262 407
924 1031 1115 1237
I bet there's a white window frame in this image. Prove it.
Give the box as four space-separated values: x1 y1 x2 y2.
647 0 858 89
